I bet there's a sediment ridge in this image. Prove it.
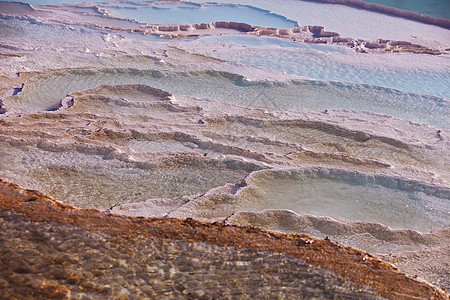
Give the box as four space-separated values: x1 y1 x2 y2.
134 21 442 54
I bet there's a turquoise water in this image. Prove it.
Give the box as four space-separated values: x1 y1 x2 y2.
197 35 352 53
364 0 450 19
103 2 299 28
205 48 450 99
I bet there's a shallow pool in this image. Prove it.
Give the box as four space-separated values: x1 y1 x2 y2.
204 47 450 99
102 2 299 28
197 34 352 53
6 69 449 129
235 168 450 232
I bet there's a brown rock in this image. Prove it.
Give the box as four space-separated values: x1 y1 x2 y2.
0 179 447 299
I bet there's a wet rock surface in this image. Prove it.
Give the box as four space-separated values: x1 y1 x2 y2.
0 179 447 299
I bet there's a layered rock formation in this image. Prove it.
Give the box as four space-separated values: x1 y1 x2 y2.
136 22 442 54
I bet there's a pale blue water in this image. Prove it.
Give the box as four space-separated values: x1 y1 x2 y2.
8 69 450 129
197 34 352 53
364 0 450 19
102 2 299 28
204 47 450 99
0 15 162 45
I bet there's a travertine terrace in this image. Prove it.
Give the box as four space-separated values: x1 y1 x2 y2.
0 0 449 297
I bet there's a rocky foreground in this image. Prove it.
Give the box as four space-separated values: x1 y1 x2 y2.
0 179 447 299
